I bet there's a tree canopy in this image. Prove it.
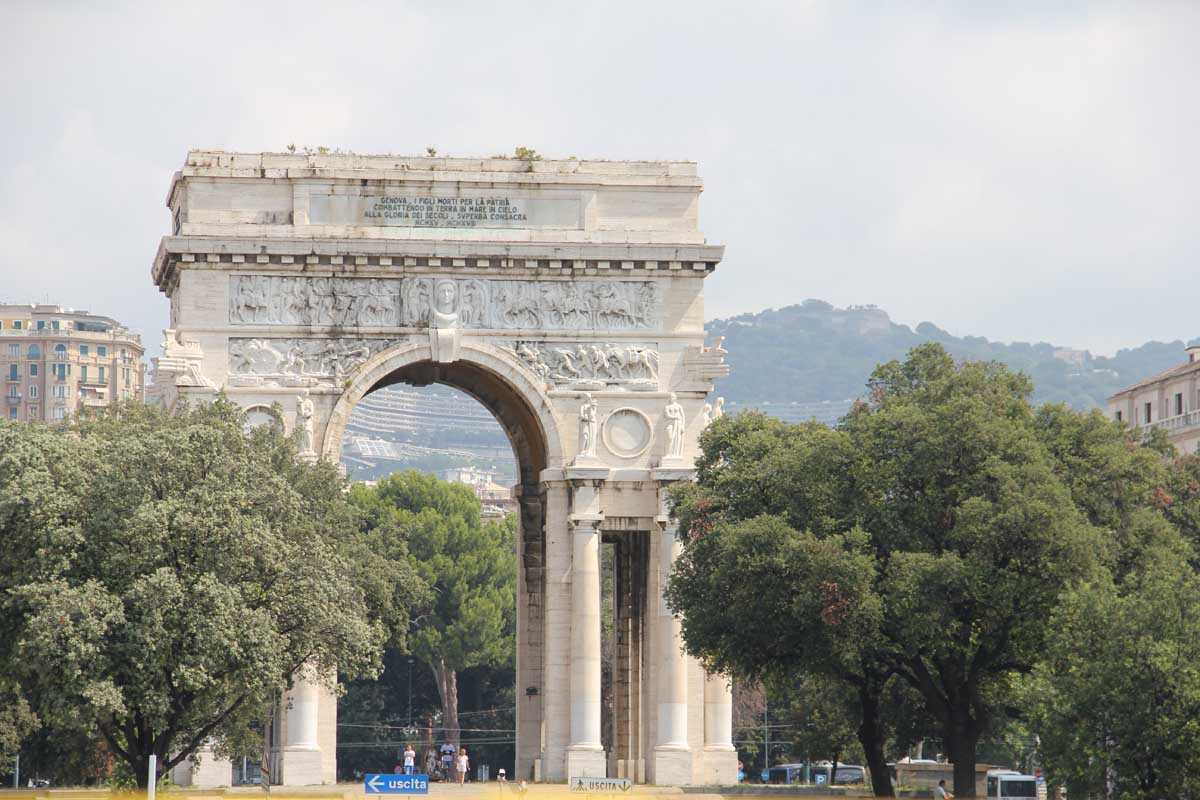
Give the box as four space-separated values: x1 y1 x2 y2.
350 471 515 747
0 401 387 787
668 344 1113 796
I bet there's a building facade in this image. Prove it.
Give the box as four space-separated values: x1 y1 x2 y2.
0 304 145 422
1107 344 1200 454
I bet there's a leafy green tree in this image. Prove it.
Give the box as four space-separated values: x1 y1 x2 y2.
0 401 386 787
1029 548 1200 799
0 679 38 769
775 673 863 783
669 345 1105 796
351 472 515 747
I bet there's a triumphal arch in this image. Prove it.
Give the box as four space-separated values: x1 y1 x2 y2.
150 150 735 787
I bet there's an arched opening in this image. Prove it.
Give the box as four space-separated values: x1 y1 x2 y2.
324 344 561 784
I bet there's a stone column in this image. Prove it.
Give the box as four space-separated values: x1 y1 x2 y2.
702 672 738 783
280 668 324 785
653 478 693 784
566 469 608 778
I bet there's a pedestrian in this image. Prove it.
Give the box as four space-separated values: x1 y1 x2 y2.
456 747 469 785
404 743 416 776
936 779 954 800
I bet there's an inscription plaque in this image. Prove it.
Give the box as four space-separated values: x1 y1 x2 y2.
309 192 583 230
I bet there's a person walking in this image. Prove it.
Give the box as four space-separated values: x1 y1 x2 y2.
456 747 469 785
403 743 416 776
935 779 954 800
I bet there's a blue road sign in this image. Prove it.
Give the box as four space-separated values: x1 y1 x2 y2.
365 774 430 794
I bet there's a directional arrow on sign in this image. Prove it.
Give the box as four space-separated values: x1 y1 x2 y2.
367 775 384 793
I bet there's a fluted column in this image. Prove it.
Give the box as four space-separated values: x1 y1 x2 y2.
702 671 738 782
655 526 689 749
280 666 324 785
565 471 608 778
569 519 603 750
703 673 733 749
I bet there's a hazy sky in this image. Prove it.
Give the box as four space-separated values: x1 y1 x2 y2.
1 1 1196 357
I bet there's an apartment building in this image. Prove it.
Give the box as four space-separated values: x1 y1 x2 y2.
1108 343 1200 455
0 304 145 422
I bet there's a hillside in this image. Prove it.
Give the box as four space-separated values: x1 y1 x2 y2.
708 299 1192 420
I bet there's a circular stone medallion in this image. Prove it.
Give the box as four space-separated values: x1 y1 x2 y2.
602 407 653 458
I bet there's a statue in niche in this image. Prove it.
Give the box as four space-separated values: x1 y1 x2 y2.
713 396 725 420
295 390 315 455
664 392 686 459
430 279 461 363
578 393 599 459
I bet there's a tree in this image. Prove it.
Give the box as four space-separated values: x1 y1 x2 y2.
351 472 515 747
0 401 386 787
1029 548 1200 799
669 345 1104 796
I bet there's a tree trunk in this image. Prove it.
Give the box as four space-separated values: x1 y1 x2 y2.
430 659 461 747
855 682 896 798
944 727 980 798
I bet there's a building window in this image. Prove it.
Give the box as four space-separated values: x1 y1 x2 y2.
8 408 15 420
54 344 66 360
8 365 17 381
79 345 89 357
28 385 38 400
53 385 66 399
28 405 38 419
80 366 88 384
97 345 106 357
1176 393 1184 416
1145 402 1153 424
6 344 16 358
36 320 45 330
12 321 20 330
98 366 106 384
51 321 59 331
52 407 64 421
30 364 37 377
28 344 40 360
1115 410 1123 422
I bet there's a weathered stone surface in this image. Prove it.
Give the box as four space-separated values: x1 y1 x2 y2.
150 151 734 788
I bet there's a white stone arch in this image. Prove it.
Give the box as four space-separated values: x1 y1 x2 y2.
320 338 567 476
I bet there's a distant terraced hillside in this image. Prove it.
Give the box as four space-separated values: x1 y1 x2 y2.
709 299 1193 419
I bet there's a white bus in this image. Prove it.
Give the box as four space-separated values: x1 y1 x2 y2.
986 770 1038 800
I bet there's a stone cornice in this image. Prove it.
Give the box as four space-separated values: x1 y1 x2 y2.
152 236 724 291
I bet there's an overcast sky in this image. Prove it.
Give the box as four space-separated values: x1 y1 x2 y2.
1 1 1196 357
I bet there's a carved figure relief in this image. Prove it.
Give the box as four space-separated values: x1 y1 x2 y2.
230 276 400 326
157 329 215 389
230 275 662 332
578 393 599 458
228 337 402 386
663 392 685 459
295 390 315 456
501 341 660 391
713 396 725 420
429 279 461 363
400 278 660 331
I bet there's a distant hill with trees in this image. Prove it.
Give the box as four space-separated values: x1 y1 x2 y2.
708 299 1193 415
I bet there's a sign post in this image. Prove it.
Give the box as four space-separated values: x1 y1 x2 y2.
148 755 157 800
365 774 430 795
569 775 633 800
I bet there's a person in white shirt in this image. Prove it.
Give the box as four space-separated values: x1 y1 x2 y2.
403 743 416 775
456 748 469 785
935 779 954 800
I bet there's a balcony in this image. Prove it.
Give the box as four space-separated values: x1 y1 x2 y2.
5 392 21 403
1148 409 1200 434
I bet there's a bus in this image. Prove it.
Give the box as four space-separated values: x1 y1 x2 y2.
986 770 1038 800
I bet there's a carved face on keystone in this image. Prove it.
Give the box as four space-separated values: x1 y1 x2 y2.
435 280 457 314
